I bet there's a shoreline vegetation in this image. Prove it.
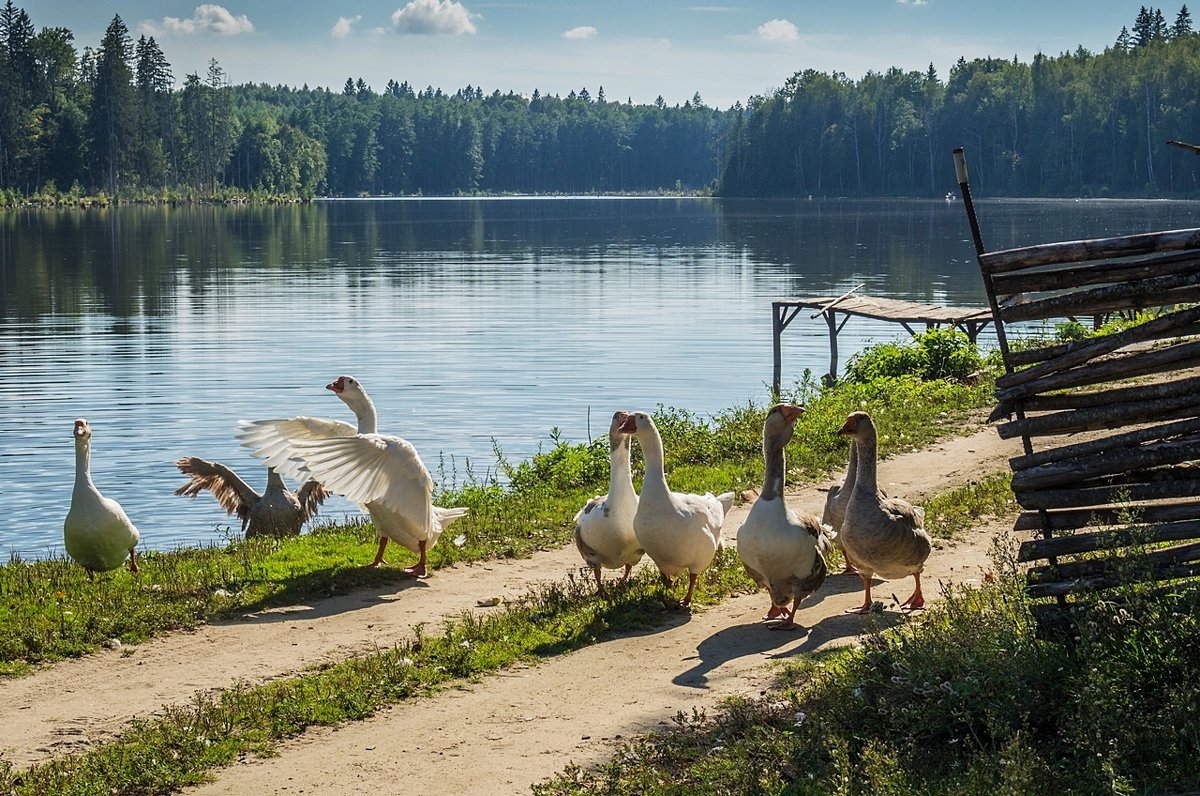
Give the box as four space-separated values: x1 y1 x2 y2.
3 331 1199 794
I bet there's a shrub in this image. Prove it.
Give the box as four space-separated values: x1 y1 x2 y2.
844 329 986 384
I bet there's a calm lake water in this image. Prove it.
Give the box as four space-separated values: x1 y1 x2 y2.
3 196 1200 559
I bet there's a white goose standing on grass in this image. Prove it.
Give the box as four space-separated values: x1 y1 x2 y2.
174 458 328 538
837 410 932 614
574 410 643 595
737 403 832 631
621 410 733 607
237 376 468 577
64 419 140 576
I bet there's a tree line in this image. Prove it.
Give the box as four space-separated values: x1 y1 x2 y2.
5 2 1200 201
720 6 1200 198
0 2 729 200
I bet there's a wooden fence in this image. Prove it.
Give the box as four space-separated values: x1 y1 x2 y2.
953 147 1200 622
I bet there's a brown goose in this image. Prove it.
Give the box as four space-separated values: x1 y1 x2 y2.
822 438 887 574
837 411 931 614
175 458 328 538
736 404 832 631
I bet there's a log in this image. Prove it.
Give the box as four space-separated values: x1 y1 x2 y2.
999 283 1200 324
979 227 1200 275
1014 471 1200 510
1003 375 1200 415
1025 560 1200 598
990 249 1200 296
1027 540 1200 584
1009 416 1200 471
996 392 1200 439
1006 322 1200 368
1013 501 1200 532
994 305 1200 392
1011 436 1200 491
1018 519 1200 562
994 339 1200 405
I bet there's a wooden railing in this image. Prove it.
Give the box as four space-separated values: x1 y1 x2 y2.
954 146 1200 620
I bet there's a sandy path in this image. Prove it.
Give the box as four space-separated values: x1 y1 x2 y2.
0 424 1022 782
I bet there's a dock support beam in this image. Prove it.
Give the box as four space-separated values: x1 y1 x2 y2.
772 301 802 397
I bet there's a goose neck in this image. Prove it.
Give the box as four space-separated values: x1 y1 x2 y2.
759 435 786 501
74 439 95 491
637 428 669 493
609 438 637 502
347 395 378 434
853 432 878 495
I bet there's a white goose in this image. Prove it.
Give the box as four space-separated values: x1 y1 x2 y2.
737 404 831 631
621 411 733 607
63 419 140 576
838 411 932 614
237 376 468 577
174 458 328 538
574 411 643 595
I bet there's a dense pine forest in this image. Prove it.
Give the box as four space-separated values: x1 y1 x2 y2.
2 2 1200 201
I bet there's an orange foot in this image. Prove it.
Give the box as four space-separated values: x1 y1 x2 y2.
769 619 802 632
763 604 790 621
404 563 428 579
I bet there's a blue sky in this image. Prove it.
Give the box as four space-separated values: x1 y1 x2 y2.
28 1 1154 107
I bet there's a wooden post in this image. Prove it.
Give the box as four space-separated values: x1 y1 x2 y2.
772 302 784 397
825 309 839 384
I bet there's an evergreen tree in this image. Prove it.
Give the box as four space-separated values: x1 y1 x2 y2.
1133 6 1155 45
88 14 136 192
1174 4 1193 36
1116 25 1133 50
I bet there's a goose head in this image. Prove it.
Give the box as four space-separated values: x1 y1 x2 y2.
73 418 91 441
326 374 372 410
618 411 654 437
764 403 803 448
607 411 632 451
838 410 874 440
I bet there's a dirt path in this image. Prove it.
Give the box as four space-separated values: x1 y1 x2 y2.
0 424 1023 788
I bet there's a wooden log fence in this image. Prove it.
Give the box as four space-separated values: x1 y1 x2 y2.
954 145 1200 613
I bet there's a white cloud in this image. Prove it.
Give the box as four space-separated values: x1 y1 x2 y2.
141 4 254 36
754 18 799 43
562 26 598 40
331 15 361 38
391 0 477 35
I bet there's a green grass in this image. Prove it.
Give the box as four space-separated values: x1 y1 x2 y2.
534 535 1200 796
0 367 993 675
0 548 757 795
923 472 1015 540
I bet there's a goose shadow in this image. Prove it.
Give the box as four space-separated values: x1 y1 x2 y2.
672 576 907 689
210 567 430 627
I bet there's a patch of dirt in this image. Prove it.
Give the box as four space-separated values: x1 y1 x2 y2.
0 425 1027 792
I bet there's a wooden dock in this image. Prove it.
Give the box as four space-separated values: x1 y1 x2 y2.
771 287 993 393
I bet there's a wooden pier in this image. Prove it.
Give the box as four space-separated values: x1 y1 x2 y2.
771 287 993 393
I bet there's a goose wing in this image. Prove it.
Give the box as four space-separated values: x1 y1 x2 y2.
237 416 357 480
174 457 259 527
285 433 434 526
295 480 330 524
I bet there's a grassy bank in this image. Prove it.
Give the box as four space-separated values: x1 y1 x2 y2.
0 466 1013 795
0 340 992 676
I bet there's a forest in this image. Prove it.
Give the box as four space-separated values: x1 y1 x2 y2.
2 2 1200 200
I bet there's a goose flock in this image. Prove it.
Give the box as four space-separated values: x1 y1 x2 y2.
64 376 932 628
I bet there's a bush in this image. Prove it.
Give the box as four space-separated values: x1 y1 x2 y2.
844 329 986 384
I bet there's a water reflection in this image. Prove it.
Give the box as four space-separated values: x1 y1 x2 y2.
2 197 1198 558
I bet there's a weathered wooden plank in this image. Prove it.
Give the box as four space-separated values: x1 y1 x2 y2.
1012 437 1200 491
1006 323 1200 369
990 249 1200 295
1009 416 1200 471
1013 502 1200 532
1002 375 1200 416
999 274 1200 323
1028 540 1200 584
1025 559 1200 598
994 339 1200 405
1015 472 1200 510
979 227 1200 275
1018 519 1200 562
995 306 1200 393
996 393 1200 439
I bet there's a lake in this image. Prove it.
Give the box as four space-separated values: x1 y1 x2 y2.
3 196 1199 559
